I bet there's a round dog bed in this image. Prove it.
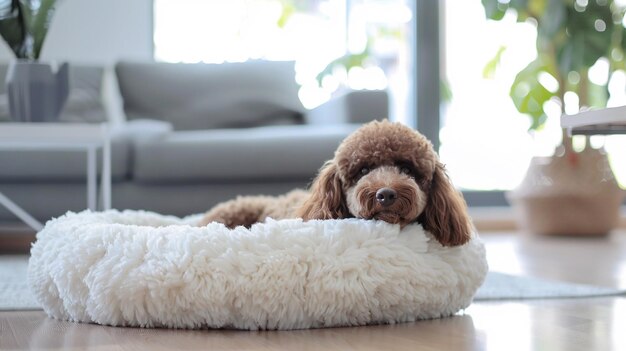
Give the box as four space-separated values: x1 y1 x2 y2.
28 210 488 330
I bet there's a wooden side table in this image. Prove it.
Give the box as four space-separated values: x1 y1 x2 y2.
0 123 111 230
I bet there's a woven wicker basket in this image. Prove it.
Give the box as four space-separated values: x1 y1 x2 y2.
507 148 625 236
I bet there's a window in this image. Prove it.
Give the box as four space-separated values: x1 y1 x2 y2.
440 0 626 192
153 0 413 123
154 0 625 205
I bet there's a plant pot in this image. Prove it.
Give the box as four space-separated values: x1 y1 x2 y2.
5 61 69 122
507 147 625 236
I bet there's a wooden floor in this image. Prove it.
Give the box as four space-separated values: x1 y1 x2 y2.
1 230 625 351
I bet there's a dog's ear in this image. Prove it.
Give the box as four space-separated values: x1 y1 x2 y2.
419 163 472 246
297 161 350 220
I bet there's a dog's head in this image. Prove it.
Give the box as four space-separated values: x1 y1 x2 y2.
297 120 471 247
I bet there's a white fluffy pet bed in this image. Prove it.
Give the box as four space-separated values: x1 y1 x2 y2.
28 210 488 330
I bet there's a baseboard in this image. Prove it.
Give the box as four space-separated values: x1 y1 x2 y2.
468 206 518 232
469 206 626 232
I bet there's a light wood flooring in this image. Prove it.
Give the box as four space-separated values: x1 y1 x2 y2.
1 230 625 351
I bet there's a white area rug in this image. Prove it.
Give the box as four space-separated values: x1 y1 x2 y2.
0 255 39 310
1 255 624 311
474 271 625 301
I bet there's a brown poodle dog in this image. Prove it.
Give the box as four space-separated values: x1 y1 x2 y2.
199 120 472 247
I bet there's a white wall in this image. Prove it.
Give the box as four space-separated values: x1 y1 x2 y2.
0 0 154 64
0 0 155 123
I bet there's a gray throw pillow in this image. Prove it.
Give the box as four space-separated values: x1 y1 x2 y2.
115 60 305 130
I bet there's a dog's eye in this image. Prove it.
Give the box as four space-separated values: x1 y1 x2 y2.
400 166 412 175
360 167 370 176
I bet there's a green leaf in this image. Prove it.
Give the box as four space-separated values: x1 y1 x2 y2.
483 45 507 79
441 77 452 103
509 57 557 130
610 47 626 71
587 80 608 109
556 1 613 75
31 0 56 59
0 0 58 59
538 0 566 38
0 0 28 58
528 0 547 17
509 0 532 21
277 2 295 28
315 48 370 86
617 26 626 62
482 0 507 20
481 0 536 22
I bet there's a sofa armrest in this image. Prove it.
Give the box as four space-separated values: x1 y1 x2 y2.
305 89 389 125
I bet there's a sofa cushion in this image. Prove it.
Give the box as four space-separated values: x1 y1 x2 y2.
115 60 305 131
132 125 358 183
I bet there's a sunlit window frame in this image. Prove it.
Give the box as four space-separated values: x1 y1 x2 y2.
414 1 508 207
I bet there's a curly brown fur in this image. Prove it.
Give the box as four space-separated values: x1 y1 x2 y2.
295 160 350 220
201 120 472 246
198 190 308 228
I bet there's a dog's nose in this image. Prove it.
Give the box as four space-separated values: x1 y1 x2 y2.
376 188 397 207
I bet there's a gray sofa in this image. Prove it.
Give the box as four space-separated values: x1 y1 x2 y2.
0 60 388 224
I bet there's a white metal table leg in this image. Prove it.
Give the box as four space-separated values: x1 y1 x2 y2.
101 127 111 210
87 146 97 211
0 192 43 231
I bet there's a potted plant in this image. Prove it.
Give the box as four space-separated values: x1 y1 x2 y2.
482 0 625 235
0 0 67 122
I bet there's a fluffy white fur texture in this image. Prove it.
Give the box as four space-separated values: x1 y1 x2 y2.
28 210 488 330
